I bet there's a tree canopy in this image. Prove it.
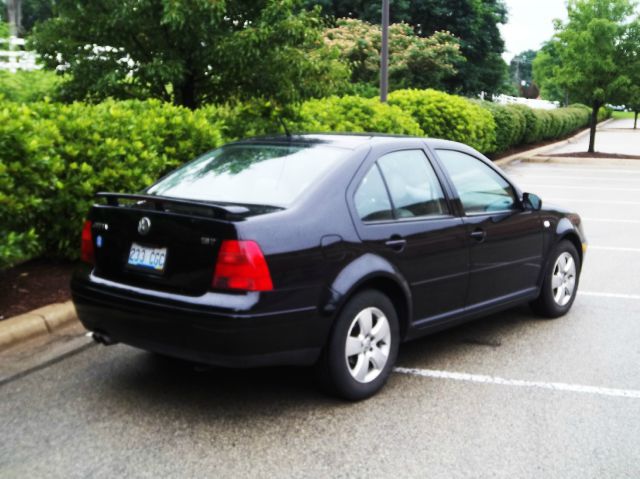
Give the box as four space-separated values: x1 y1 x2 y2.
307 0 509 95
30 0 349 109
325 18 463 92
537 0 639 151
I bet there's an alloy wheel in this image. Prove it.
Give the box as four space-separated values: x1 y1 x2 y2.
344 307 392 383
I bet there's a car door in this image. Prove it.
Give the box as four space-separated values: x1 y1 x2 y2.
434 148 544 307
349 144 469 323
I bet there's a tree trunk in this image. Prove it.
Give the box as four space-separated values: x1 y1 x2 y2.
6 0 23 37
635 111 638 130
588 102 600 154
175 73 197 110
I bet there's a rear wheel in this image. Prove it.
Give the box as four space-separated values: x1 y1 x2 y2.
530 240 581 318
316 290 399 400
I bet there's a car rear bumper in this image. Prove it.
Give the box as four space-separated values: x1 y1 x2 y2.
71 276 329 368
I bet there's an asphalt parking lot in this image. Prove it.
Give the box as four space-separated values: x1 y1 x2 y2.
2 157 640 478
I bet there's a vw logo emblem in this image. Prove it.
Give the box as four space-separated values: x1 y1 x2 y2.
138 217 151 236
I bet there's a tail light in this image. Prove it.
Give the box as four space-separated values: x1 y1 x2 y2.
81 220 95 264
212 240 273 292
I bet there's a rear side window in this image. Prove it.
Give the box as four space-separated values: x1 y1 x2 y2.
436 149 517 214
354 166 393 222
147 144 349 207
377 150 449 219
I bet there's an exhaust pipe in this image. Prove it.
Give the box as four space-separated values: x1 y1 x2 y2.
91 331 117 346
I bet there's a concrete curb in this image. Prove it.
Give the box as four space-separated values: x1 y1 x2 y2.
494 118 615 167
0 301 78 352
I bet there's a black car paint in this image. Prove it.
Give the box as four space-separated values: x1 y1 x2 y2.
71 135 586 367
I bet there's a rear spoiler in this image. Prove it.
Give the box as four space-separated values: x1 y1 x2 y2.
95 192 250 218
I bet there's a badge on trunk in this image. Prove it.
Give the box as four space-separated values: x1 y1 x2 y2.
138 217 151 235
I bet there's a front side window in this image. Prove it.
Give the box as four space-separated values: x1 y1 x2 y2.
377 150 449 219
436 150 517 214
147 144 349 207
354 166 393 222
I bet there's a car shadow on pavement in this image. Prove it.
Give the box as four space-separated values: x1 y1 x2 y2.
95 304 540 416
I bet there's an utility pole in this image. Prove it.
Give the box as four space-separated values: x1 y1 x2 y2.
380 0 390 102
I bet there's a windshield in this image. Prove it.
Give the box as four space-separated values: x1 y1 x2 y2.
147 144 349 207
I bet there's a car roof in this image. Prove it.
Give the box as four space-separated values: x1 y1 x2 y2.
235 133 481 157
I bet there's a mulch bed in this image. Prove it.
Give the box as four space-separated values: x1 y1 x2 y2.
545 152 640 160
0 259 78 320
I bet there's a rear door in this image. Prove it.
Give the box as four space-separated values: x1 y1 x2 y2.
349 143 469 322
434 149 544 306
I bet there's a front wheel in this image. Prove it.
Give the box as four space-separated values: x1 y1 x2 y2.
530 240 581 318
316 290 399 401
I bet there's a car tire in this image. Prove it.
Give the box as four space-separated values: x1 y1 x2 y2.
530 240 581 319
316 289 400 401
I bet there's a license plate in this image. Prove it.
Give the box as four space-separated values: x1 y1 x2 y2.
127 243 167 272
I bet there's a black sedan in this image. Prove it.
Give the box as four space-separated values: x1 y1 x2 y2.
72 134 586 400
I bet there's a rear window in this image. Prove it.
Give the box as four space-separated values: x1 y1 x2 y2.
147 144 348 207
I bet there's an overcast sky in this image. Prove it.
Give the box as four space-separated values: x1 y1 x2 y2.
500 0 568 62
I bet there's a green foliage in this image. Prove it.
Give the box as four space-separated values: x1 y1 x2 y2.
0 21 10 38
0 93 602 269
509 50 537 87
533 41 567 103
293 95 424 135
476 102 526 153
0 69 62 102
0 99 225 266
30 0 349 108
388 89 496 152
309 0 509 95
324 18 463 91
538 0 639 151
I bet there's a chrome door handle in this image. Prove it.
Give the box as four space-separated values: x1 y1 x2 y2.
470 228 486 242
385 237 407 252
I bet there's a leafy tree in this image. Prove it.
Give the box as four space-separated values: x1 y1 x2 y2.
622 19 640 129
509 50 536 88
30 0 349 109
532 41 568 104
545 0 639 152
21 0 54 32
307 0 509 95
324 18 463 92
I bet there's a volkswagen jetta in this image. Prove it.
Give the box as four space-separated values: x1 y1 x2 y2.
72 134 586 400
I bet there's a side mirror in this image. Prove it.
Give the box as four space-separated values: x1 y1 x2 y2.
523 192 542 211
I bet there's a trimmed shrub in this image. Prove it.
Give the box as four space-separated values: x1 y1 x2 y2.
0 92 611 269
0 99 224 265
293 95 424 136
388 89 496 153
476 101 526 153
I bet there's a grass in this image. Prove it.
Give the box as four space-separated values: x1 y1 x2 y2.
612 110 636 119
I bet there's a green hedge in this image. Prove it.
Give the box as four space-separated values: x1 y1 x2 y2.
388 89 496 153
0 100 224 267
0 93 607 268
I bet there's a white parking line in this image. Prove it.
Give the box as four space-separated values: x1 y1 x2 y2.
393 367 640 399
579 291 640 300
588 246 640 253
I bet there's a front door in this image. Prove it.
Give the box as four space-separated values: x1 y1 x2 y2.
434 149 544 307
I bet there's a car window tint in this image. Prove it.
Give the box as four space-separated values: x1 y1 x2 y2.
147 144 349 208
354 166 393 222
377 150 448 219
436 149 516 214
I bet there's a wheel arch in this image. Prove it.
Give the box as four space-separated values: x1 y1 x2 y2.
321 253 413 341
